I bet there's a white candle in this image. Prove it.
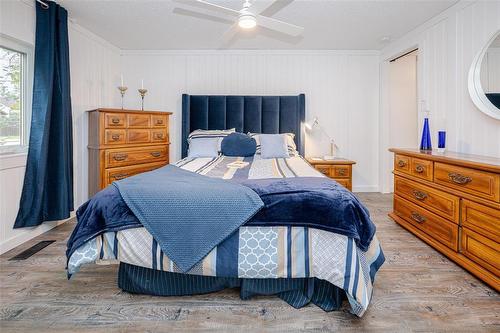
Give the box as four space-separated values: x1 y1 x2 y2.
120 74 123 87
141 79 144 89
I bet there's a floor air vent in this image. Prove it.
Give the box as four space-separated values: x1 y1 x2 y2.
9 240 56 260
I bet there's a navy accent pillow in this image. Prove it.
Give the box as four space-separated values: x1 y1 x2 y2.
221 133 257 157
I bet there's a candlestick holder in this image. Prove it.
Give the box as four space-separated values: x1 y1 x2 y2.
138 88 148 111
117 86 128 109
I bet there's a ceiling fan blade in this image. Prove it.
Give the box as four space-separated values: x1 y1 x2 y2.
173 7 234 25
177 0 240 17
219 23 240 49
256 15 304 36
250 0 294 16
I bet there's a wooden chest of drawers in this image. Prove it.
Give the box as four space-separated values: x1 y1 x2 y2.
389 148 500 291
306 158 356 191
88 109 172 196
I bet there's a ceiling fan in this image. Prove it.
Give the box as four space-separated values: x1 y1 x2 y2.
175 0 304 43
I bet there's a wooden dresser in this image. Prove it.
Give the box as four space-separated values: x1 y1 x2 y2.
306 158 356 191
389 148 500 290
88 109 172 197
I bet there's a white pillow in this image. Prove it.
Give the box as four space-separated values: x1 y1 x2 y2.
248 132 298 155
187 137 220 158
188 128 236 152
259 134 290 159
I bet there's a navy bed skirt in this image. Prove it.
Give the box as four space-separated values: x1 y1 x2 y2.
118 262 345 311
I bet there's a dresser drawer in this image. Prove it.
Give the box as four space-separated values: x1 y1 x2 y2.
461 199 500 242
332 165 350 178
127 129 151 144
394 176 459 223
152 115 167 128
410 157 433 181
105 161 167 186
127 114 151 128
105 145 168 168
434 162 500 202
151 129 168 143
104 113 126 128
394 154 411 174
104 129 126 145
461 227 500 276
394 195 459 250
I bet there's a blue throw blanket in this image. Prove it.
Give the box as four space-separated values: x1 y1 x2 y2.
67 165 376 274
114 165 263 272
239 177 374 251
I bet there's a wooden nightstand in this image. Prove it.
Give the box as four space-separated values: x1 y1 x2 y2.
307 158 356 191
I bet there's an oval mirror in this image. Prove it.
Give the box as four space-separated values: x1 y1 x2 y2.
468 31 500 120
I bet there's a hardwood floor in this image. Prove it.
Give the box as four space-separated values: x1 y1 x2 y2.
0 193 498 332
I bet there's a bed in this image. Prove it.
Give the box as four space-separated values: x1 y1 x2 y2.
67 94 384 317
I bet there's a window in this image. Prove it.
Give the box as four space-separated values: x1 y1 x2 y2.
0 36 33 154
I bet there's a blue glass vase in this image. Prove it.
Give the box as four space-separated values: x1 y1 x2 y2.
420 118 432 150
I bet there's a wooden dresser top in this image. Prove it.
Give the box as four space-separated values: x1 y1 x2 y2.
389 148 500 173
88 108 173 115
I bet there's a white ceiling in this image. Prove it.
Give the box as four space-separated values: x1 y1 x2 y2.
58 0 458 50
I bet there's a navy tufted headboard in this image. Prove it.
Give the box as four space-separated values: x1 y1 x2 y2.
181 94 305 158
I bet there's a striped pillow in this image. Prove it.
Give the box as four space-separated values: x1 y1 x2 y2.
248 132 298 156
188 128 236 152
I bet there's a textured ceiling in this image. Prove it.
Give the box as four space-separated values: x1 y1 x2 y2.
58 0 458 50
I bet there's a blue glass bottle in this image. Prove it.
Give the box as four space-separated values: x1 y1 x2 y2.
420 118 432 150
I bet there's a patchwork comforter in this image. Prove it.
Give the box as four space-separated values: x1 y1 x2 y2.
67 155 385 317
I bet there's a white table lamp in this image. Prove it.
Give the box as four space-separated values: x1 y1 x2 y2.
305 117 337 160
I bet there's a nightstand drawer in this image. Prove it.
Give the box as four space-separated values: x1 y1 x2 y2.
334 178 351 190
315 164 332 177
332 165 350 178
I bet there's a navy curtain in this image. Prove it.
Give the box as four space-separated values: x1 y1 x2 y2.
14 1 73 228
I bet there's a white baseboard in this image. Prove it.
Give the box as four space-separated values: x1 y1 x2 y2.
352 185 379 193
0 216 72 255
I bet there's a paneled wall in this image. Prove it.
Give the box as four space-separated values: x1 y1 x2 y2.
0 0 120 253
121 50 380 192
379 1 500 193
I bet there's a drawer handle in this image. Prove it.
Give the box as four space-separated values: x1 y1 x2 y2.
397 160 407 168
410 212 426 224
448 173 472 185
155 133 164 139
412 190 428 201
113 154 128 161
318 168 329 175
338 168 347 176
156 119 164 125
150 151 161 158
414 164 425 173
111 134 120 141
111 118 120 124
112 173 128 180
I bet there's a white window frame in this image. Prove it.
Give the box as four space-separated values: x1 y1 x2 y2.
0 33 34 155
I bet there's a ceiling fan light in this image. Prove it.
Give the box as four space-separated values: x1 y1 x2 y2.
238 14 256 29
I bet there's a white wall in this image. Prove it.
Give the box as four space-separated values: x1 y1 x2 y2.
120 50 380 192
0 0 120 254
379 0 500 193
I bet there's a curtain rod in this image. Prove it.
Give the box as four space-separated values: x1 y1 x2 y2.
36 0 49 9
389 48 418 62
